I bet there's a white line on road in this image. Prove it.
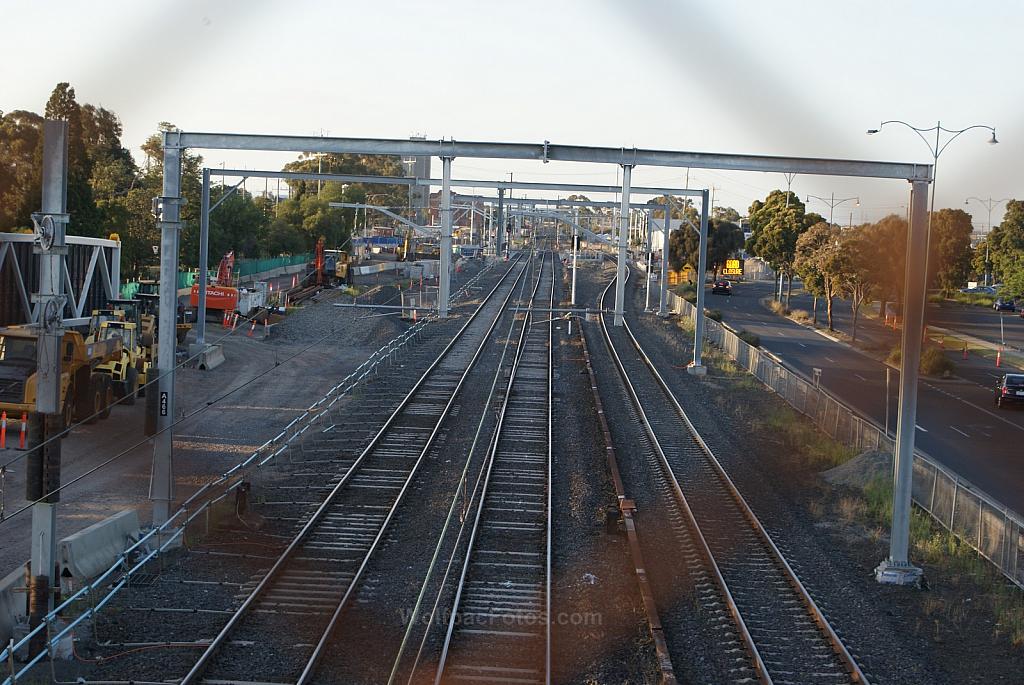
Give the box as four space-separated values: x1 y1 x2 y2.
798 343 807 348
777 331 786 336
950 426 970 438
854 374 867 382
824 356 836 363
915 424 928 432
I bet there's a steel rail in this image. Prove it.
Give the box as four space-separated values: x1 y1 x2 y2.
433 251 554 685
599 267 868 684
596 271 770 684
180 254 528 685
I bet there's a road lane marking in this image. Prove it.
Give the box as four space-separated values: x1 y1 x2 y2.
950 426 970 438
854 374 867 382
798 343 807 348
824 356 836 363
915 424 928 432
776 331 786 336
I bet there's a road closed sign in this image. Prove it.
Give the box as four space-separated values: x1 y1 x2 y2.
723 258 743 276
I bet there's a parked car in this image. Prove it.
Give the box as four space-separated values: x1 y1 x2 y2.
995 374 1024 408
994 298 1016 312
711 279 732 295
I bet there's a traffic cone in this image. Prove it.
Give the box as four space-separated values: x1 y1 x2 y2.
413 309 417 322
247 321 256 338
232 313 239 331
1 410 7 449
997 349 1002 368
19 412 27 449
292 274 297 288
963 343 968 359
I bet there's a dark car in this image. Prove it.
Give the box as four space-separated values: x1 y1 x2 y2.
711 279 732 295
995 374 1024 408
994 298 1015 312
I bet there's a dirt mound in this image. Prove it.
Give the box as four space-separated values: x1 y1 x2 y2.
823 448 892 489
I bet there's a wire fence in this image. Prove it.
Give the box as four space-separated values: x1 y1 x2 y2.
667 289 1024 589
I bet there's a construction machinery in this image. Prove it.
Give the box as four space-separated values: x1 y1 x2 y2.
190 251 269 318
0 326 123 430
91 320 149 404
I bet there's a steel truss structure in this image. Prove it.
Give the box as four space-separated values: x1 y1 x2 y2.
158 132 931 581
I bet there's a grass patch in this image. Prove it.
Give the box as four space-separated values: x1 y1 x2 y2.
761 404 854 469
888 346 956 376
857 477 1024 646
705 308 723 322
768 300 790 316
950 292 997 307
789 308 811 324
673 283 697 304
737 330 760 347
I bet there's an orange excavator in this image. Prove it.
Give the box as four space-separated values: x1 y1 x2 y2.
190 252 240 319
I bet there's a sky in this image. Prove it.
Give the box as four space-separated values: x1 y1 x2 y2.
2 0 1021 229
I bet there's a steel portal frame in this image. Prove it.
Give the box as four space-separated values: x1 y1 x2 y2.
160 131 932 578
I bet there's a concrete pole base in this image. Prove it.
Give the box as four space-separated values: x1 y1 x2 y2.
686 363 707 376
875 560 924 586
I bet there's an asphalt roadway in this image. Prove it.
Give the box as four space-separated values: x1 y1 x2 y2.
706 279 1024 515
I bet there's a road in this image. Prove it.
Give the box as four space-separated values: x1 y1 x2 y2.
708 279 1024 514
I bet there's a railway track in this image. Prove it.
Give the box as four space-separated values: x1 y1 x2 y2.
434 252 554 685
597 269 868 685
178 255 530 685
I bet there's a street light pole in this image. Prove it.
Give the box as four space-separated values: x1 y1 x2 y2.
868 120 998 289
805 193 859 227
965 197 1010 286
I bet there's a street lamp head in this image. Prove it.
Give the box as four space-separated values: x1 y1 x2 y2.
866 129 880 135
988 130 999 145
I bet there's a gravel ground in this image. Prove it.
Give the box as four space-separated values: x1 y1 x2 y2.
574 261 747 684
33 259 503 682
550 263 659 684
609 263 1024 683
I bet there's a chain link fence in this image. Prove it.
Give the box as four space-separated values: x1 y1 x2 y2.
667 289 1024 589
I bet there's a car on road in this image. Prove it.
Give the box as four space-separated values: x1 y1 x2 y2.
995 374 1024 408
994 298 1016 312
711 279 732 295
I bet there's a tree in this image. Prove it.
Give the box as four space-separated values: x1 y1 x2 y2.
0 109 43 229
712 206 741 223
837 226 880 341
928 208 974 294
853 214 906 325
746 190 820 305
794 222 843 330
988 200 1024 296
44 83 103 237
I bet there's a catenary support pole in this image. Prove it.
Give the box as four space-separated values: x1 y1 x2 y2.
644 209 654 311
659 196 670 317
614 165 632 326
496 188 505 258
439 157 453 317
876 179 929 585
31 120 69 611
197 168 211 345
688 190 709 375
150 138 182 526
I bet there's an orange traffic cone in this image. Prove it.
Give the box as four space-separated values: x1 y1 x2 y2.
19 412 27 449
247 321 256 338
962 344 968 359
997 348 1002 367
